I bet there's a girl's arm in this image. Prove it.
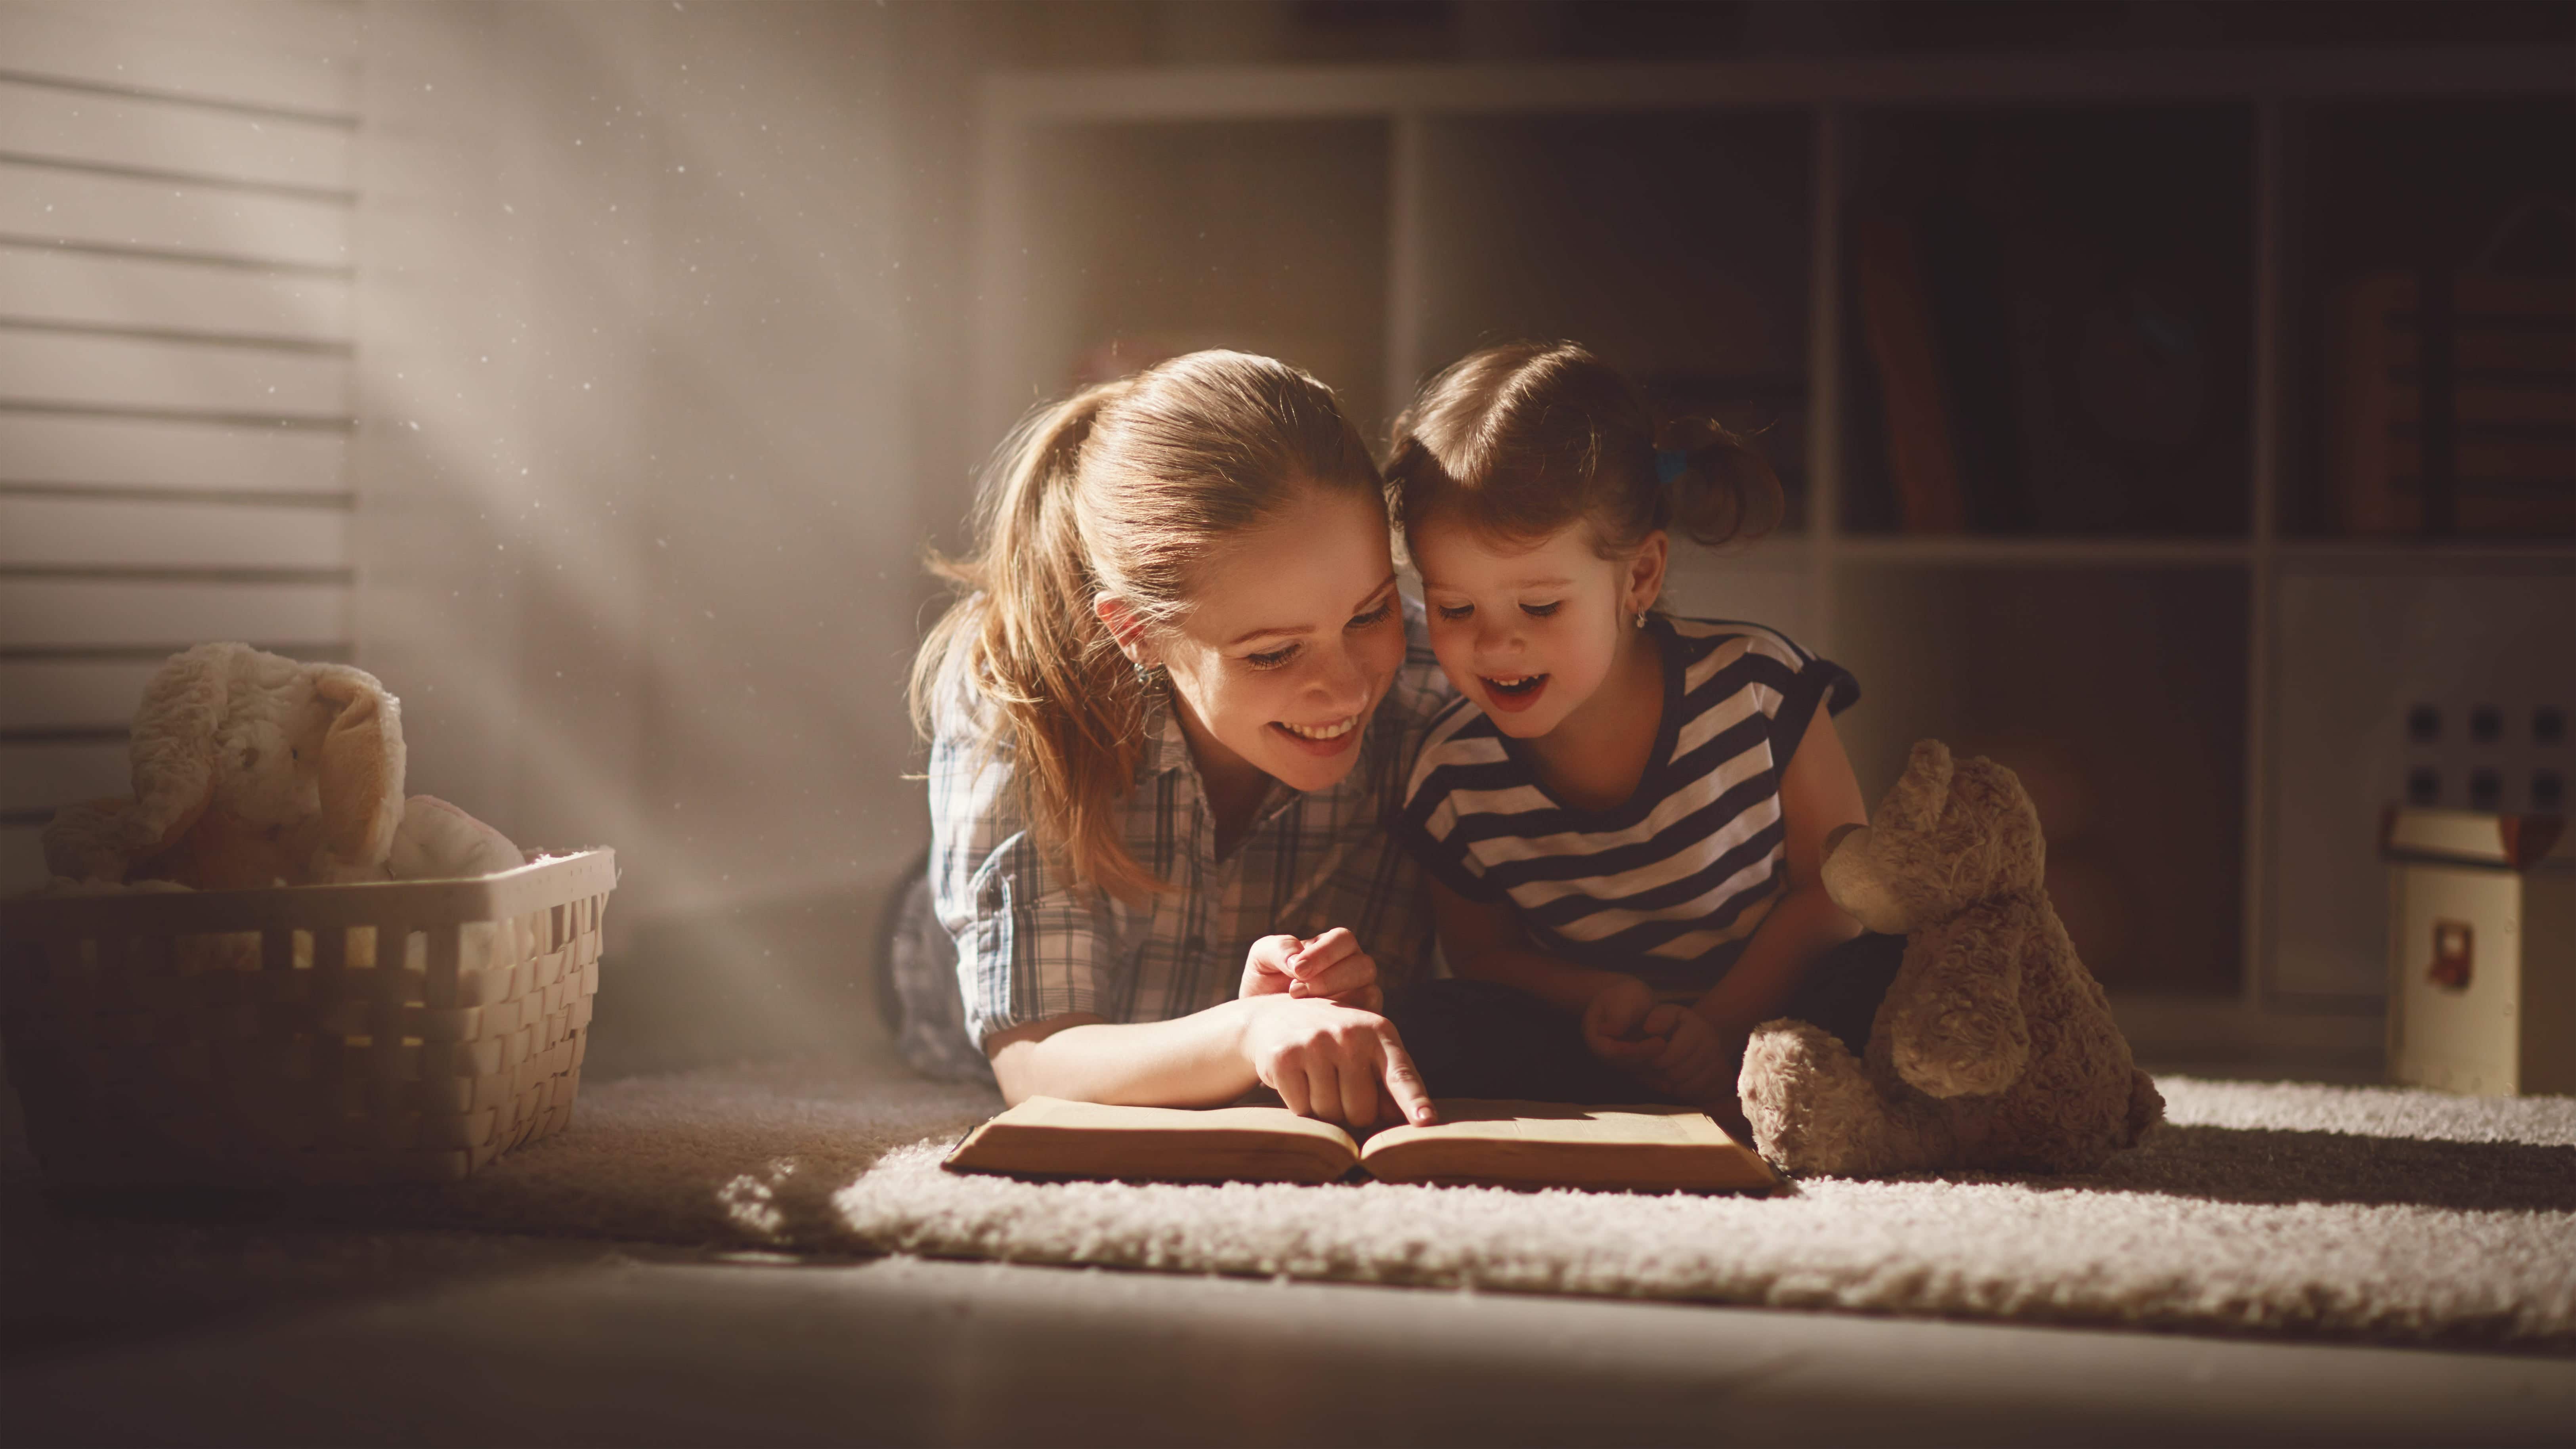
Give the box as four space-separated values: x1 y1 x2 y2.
1436 882 1681 1072
1433 881 1635 1012
1433 705 1869 1025
1429 710 1868 1103
987 996 1434 1128
1687 708 1869 1039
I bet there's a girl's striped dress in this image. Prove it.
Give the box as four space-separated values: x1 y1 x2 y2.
1395 615 1859 994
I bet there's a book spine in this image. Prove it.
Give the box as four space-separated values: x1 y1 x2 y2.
1855 213 1966 534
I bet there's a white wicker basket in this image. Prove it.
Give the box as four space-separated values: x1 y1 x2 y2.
0 850 613 1187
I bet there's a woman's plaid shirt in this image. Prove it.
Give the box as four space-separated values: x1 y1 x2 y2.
928 606 1453 1048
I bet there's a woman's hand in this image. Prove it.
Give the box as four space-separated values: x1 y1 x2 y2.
1238 927 1382 1011
1240 995 1434 1130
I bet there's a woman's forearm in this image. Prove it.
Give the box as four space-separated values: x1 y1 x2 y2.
1689 882 1864 1039
986 1000 1267 1108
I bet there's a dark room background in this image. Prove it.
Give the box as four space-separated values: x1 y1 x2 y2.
0 0 2568 1078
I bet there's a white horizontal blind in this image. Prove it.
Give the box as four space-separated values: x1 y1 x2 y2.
0 0 359 889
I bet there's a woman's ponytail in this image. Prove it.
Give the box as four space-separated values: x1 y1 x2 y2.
910 376 1165 903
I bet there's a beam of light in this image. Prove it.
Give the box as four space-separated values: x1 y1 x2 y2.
348 1 923 1067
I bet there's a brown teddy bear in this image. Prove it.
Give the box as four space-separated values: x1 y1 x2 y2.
1739 739 2164 1176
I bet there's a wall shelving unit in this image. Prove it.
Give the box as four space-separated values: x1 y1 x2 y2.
969 48 2574 1066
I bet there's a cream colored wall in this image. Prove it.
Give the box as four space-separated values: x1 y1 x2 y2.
354 2 915 1071
0 0 363 892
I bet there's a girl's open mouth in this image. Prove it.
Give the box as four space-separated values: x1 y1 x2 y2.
1272 715 1361 756
1481 673 1548 712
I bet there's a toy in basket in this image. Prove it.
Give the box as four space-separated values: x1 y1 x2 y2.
1 642 615 1187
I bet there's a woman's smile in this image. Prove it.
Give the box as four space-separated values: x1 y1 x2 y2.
1272 714 1362 753
1152 486 1406 795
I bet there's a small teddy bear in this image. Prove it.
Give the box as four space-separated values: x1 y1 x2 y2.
42 643 522 889
1738 739 2163 1176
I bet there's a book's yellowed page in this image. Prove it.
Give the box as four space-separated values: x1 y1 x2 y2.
1361 1099 1779 1192
943 1097 1361 1185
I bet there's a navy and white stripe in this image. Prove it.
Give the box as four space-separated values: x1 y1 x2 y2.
1396 616 1858 992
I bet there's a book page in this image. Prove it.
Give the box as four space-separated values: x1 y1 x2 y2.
942 1097 1361 1185
1360 1100 1778 1193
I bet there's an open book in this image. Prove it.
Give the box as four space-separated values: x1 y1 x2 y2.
943 1097 1780 1193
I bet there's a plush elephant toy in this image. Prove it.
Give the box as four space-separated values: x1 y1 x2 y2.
1738 739 2164 1176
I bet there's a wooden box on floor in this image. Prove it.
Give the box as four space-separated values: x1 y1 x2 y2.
0 850 614 1187
2383 811 2571 1095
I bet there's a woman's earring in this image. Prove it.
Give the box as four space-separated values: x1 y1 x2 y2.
1634 610 1649 629
1133 656 1160 689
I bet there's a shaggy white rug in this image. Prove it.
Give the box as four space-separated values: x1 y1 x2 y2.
207 1062 2576 1349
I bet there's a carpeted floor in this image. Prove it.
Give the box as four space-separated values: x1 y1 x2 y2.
62 1061 2576 1352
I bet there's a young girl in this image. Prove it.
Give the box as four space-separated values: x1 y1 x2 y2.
1384 341 1889 1111
910 350 1446 1130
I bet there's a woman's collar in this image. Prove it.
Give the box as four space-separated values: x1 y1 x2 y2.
1137 690 1189 780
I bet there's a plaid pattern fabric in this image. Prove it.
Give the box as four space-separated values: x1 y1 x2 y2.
928 604 1453 1049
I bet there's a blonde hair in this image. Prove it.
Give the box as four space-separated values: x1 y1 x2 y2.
1385 340 1781 563
909 350 1383 902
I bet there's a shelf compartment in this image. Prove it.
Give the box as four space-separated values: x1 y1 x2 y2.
1831 565 2249 996
1659 546 1817 653
2277 539 2576 572
2283 97 2576 541
1016 119 1393 436
2266 568 2575 1000
1838 105 2256 539
1408 110 1813 526
1835 536 2253 566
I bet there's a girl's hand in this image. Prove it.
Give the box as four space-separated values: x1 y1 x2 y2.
1584 979 1735 1103
1241 996 1435 1130
1637 1007 1734 1105
1580 975 1662 1069
1238 927 1382 1011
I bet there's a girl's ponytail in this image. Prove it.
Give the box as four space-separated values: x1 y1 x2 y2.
1652 412 1784 549
910 377 1163 903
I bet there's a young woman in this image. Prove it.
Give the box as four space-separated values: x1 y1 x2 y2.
910 350 1447 1129
1382 341 1883 1114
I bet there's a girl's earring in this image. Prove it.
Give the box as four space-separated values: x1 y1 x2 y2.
1133 656 1160 689
1633 610 1648 629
